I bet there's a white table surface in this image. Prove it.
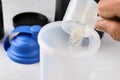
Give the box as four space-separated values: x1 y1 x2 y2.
0 0 120 80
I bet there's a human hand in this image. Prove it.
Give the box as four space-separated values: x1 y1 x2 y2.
95 0 120 41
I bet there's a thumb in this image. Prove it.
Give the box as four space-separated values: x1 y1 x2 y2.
95 19 120 41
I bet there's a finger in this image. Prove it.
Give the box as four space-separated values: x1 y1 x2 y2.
95 19 120 41
95 19 109 32
98 0 118 18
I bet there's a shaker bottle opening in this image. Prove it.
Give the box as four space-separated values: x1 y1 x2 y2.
38 21 101 58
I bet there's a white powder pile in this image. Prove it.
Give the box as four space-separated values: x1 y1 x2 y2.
69 26 84 52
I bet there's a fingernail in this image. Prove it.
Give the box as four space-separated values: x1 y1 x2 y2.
95 22 106 32
95 26 106 32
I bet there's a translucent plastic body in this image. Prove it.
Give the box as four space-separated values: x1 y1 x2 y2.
38 21 100 80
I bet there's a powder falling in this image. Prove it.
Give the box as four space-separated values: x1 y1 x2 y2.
69 27 84 52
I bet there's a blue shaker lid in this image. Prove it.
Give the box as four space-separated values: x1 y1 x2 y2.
7 51 39 64
3 25 41 64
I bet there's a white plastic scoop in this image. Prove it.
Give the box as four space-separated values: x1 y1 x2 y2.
62 0 98 34
62 0 100 51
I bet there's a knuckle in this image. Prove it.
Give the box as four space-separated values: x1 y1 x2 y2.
113 37 120 41
110 29 120 41
98 3 107 18
98 4 103 14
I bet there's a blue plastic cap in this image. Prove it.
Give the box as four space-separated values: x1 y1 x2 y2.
3 25 41 64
